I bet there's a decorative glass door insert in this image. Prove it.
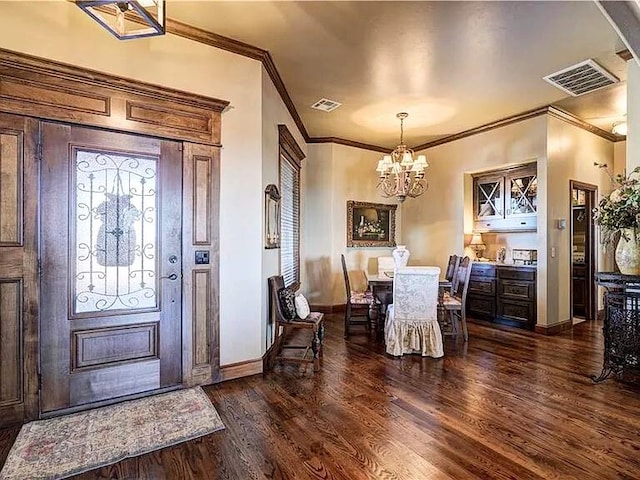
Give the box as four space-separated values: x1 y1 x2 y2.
475 178 504 219
73 149 158 314
508 173 537 216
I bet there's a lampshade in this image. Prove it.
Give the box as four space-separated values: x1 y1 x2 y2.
469 234 485 246
77 0 166 40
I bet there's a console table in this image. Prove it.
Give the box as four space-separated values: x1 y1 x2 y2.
594 272 640 382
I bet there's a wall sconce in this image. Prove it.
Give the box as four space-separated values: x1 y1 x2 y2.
76 0 166 40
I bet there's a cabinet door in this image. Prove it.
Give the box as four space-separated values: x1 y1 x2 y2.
474 175 504 220
506 168 537 217
497 298 535 328
467 294 496 319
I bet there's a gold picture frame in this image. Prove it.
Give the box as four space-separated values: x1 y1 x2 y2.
346 200 397 247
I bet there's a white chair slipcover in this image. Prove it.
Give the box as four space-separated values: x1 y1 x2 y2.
377 256 395 276
384 266 444 358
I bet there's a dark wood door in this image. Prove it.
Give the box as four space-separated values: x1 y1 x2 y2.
40 123 183 414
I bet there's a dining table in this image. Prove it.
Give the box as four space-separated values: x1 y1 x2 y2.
365 271 453 340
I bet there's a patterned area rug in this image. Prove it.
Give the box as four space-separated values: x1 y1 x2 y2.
0 387 224 480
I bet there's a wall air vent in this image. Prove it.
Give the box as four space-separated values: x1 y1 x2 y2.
311 98 342 112
543 59 618 96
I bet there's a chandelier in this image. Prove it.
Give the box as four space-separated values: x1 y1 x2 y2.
77 0 166 40
376 113 428 203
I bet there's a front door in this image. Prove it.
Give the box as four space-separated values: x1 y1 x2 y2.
40 123 183 413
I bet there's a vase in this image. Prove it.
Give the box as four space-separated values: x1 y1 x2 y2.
615 228 640 275
392 245 410 268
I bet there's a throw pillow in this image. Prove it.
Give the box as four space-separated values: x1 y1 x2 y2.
278 287 297 320
294 293 311 319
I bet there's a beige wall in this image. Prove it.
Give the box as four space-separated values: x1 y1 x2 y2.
402 116 549 324
302 143 402 305
614 141 628 177
546 117 614 324
628 60 640 170
0 2 301 366
260 67 307 349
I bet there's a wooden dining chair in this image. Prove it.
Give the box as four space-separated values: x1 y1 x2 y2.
440 256 472 342
266 276 324 372
445 254 460 282
341 254 376 337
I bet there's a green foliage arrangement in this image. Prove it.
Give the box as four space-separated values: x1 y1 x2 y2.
593 166 640 245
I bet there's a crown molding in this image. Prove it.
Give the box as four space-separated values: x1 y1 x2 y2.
166 19 309 141
307 136 389 153
411 107 550 151
76 11 625 153
546 105 619 142
617 49 634 61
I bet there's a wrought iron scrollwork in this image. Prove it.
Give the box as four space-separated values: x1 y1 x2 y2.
74 150 158 314
592 275 640 383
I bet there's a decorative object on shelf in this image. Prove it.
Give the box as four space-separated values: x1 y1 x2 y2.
375 113 428 203
593 166 640 274
346 200 397 247
76 0 166 40
392 245 411 268
468 234 486 260
264 184 281 249
497 246 507 263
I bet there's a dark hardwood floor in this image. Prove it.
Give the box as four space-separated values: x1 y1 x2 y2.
2 315 640 479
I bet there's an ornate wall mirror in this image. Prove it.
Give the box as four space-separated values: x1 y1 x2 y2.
265 184 281 249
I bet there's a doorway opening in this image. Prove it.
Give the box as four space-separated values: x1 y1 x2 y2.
570 181 597 322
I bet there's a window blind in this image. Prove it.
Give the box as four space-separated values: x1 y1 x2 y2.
280 154 300 287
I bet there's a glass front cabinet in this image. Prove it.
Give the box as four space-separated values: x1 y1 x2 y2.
473 163 537 232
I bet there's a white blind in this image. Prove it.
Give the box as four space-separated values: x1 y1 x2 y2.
280 154 300 287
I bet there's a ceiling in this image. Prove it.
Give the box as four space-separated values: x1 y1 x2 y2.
168 1 629 149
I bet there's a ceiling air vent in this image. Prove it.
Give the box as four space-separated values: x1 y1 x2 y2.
543 59 618 96
311 98 342 112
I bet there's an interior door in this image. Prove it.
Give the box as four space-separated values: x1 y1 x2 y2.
40 123 183 413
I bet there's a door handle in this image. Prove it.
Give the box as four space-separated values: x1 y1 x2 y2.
161 273 178 281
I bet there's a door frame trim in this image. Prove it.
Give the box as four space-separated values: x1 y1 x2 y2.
0 51 225 423
569 180 598 321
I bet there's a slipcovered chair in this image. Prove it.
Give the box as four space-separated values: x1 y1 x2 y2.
384 267 444 358
377 256 395 277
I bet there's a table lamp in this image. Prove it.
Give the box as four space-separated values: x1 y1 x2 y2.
469 233 486 260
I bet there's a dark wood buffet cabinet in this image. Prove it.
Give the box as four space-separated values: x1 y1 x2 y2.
466 263 537 329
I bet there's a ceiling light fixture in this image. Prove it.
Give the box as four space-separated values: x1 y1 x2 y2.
376 113 428 203
612 120 628 136
76 0 165 40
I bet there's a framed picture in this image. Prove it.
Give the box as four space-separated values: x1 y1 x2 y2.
265 184 280 249
347 201 397 247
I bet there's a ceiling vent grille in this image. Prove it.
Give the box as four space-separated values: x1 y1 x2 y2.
543 59 618 96
311 98 342 112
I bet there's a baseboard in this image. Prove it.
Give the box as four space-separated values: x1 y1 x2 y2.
219 358 263 381
310 303 345 313
535 319 573 335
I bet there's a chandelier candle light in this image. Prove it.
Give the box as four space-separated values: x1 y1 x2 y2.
376 113 428 203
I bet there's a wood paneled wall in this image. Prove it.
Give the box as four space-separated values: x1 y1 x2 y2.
0 113 38 427
182 143 221 385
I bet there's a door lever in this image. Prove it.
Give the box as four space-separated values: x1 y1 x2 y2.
161 273 178 281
